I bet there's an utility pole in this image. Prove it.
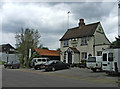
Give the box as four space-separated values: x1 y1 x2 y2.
67 11 70 29
118 1 120 36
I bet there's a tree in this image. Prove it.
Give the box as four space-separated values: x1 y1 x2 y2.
38 44 49 50
111 36 120 48
111 41 117 46
56 48 60 51
15 28 40 67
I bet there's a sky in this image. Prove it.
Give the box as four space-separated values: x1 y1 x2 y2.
0 0 119 50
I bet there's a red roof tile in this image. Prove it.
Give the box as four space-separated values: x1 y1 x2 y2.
34 48 60 56
60 22 100 41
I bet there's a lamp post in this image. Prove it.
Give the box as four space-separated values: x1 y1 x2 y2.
6 51 9 63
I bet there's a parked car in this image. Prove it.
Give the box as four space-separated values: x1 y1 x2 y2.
30 57 50 70
86 56 102 72
42 60 70 71
4 61 20 69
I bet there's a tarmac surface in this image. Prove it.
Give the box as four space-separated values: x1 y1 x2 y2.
2 67 119 87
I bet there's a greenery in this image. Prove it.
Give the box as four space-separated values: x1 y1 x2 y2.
0 61 7 65
111 36 120 48
111 41 117 46
20 64 26 68
56 48 60 51
15 28 40 68
38 44 49 50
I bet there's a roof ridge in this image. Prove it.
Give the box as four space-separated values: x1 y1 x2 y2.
85 21 100 26
34 48 60 52
68 21 100 30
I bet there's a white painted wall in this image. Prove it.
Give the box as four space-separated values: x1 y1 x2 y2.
60 23 110 64
0 52 20 62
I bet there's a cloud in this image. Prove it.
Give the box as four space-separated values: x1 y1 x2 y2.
1 2 118 49
1 32 16 47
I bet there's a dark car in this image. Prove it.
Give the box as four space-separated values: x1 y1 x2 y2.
4 61 20 69
42 60 70 71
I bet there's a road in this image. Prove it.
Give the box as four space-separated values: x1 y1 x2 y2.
2 67 119 87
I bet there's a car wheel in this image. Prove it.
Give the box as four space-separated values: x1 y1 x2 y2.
92 69 96 72
17 66 20 69
67 65 70 69
11 66 14 69
51 67 55 71
34 67 38 70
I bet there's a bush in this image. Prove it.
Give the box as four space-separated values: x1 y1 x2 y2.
20 64 26 68
0 61 7 65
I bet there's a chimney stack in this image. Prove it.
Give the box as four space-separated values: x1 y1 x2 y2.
78 19 85 27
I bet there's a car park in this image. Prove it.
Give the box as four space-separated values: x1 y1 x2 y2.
30 57 50 70
4 61 20 69
42 60 70 71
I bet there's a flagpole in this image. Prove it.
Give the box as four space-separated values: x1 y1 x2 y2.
67 11 70 29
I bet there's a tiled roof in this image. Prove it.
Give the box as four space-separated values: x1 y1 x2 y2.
34 48 60 56
69 47 80 53
60 22 100 41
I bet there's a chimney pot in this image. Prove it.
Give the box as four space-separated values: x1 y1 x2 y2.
80 19 84 23
78 19 85 27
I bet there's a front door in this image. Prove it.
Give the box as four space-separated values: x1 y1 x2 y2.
68 52 72 64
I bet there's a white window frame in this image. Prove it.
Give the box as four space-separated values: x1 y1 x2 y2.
64 40 69 47
97 51 102 56
81 37 88 45
81 52 87 60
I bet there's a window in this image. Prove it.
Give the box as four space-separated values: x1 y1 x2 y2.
81 37 88 45
97 51 102 56
64 40 69 46
10 48 15 51
42 59 46 62
88 57 96 62
72 38 77 41
47 59 50 62
81 52 87 60
103 53 107 61
108 53 113 61
38 59 41 62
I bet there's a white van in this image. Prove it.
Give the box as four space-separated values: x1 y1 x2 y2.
102 48 120 75
86 56 102 72
30 57 50 70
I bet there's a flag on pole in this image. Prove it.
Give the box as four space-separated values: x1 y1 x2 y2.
67 11 70 14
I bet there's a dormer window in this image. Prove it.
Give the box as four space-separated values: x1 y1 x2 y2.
64 40 69 47
81 37 88 45
10 48 15 51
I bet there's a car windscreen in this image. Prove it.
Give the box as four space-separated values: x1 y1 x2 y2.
32 59 36 62
42 59 46 62
87 57 96 62
47 59 50 61
45 61 54 65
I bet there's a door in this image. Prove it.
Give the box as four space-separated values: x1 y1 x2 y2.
68 52 72 64
102 53 109 71
108 53 114 72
